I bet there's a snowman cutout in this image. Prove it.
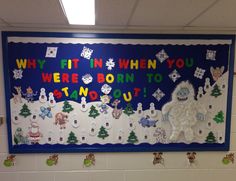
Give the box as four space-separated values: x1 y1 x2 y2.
137 103 144 117
142 129 150 142
12 112 21 125
80 97 88 112
47 131 54 144
128 119 136 131
39 88 47 103
197 87 204 100
48 92 56 107
117 129 124 143
71 113 80 128
148 103 157 118
79 129 87 143
89 122 97 136
204 78 211 92
58 131 64 144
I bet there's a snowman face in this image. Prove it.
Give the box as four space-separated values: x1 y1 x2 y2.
31 127 38 133
82 74 93 84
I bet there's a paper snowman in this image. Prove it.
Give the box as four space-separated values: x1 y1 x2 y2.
39 88 47 103
80 97 88 112
48 92 56 107
204 78 211 92
148 102 157 118
137 103 143 117
197 87 204 100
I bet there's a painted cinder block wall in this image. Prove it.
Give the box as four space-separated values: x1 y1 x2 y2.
0 31 236 181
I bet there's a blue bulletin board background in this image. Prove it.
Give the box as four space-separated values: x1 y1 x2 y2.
2 32 235 153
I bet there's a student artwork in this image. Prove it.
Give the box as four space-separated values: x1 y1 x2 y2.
3 32 234 153
23 86 37 103
222 153 234 165
186 152 197 166
27 121 43 144
153 152 164 165
14 127 28 145
46 154 59 166
12 86 22 104
55 112 68 129
83 153 95 167
111 99 122 119
3 155 16 167
39 106 52 119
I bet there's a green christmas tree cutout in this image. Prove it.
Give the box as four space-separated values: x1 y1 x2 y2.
97 126 109 139
19 104 31 118
89 105 100 119
211 84 222 98
127 131 138 144
67 131 78 144
213 111 224 124
123 103 134 116
62 100 74 113
205 131 216 143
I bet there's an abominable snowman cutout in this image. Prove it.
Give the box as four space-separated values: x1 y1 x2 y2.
4 33 233 152
162 81 206 142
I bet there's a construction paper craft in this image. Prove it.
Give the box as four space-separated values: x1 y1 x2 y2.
2 32 234 153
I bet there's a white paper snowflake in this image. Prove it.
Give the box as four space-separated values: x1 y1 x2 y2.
101 84 112 94
169 69 181 82
45 47 58 58
194 67 206 79
206 50 216 61
13 69 23 79
106 58 115 70
152 88 165 101
82 74 93 84
156 49 169 63
80 46 93 60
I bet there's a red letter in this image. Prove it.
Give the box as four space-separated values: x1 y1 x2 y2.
94 58 103 68
176 58 184 69
53 89 62 99
133 88 141 97
62 73 69 83
140 59 146 69
89 91 98 101
166 59 175 69
71 73 78 83
41 73 52 82
97 73 105 83
119 59 129 69
27 59 36 69
72 58 79 68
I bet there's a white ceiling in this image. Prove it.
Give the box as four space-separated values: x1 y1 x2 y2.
0 0 236 32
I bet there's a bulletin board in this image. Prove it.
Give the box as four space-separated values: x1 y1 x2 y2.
2 32 235 153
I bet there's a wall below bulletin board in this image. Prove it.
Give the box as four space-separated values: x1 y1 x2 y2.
1 32 235 153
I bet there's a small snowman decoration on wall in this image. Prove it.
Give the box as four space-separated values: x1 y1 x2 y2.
39 88 47 103
48 92 56 107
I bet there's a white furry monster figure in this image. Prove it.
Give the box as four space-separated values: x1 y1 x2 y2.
162 81 206 142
